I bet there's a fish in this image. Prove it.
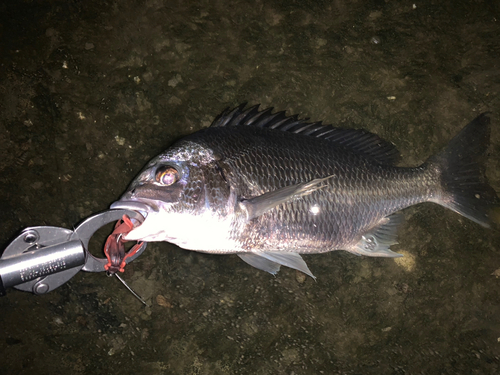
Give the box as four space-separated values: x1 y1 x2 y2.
110 104 499 279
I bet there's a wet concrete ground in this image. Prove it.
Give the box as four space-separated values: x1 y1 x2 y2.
1 0 500 374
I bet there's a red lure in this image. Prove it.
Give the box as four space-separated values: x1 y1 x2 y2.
103 215 143 274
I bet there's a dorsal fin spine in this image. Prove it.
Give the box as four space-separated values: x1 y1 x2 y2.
209 103 401 165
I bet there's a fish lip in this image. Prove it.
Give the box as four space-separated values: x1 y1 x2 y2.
109 200 159 216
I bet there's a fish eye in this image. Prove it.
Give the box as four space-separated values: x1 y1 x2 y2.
155 166 179 186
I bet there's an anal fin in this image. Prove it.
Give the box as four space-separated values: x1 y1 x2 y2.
349 213 404 258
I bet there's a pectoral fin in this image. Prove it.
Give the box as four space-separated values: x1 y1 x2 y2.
349 213 404 257
239 175 334 220
238 251 316 279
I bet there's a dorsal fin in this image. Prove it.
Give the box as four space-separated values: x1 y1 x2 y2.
210 103 401 165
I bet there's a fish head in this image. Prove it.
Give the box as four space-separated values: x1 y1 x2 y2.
110 140 230 243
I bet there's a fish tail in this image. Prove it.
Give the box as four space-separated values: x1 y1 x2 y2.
427 113 500 228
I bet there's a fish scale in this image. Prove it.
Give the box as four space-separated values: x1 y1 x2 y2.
165 126 425 256
110 105 499 278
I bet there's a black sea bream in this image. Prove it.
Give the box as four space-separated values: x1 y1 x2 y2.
111 104 499 278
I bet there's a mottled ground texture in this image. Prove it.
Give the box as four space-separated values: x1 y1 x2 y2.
1 1 500 374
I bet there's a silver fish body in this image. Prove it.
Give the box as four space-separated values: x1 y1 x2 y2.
111 105 499 278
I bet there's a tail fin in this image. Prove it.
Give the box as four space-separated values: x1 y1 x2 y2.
428 113 500 228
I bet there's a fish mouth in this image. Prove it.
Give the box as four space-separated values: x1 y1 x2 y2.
110 199 166 241
110 199 159 219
